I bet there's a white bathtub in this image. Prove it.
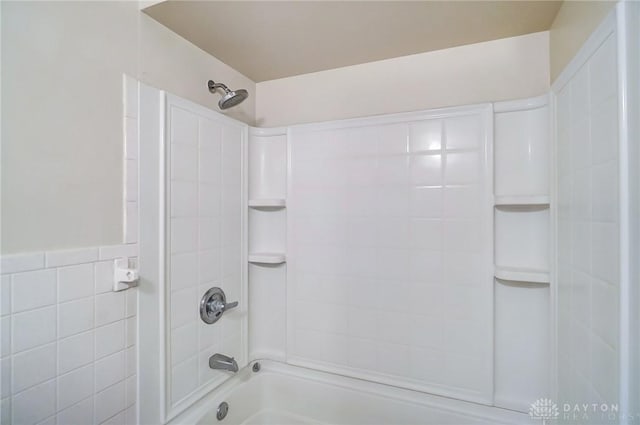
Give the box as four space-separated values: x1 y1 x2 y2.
169 360 530 425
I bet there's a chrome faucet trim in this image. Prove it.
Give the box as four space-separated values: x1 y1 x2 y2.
209 353 239 373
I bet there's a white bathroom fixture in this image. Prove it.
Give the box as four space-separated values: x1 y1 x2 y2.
113 257 139 291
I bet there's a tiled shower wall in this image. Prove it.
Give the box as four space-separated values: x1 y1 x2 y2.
0 246 138 425
556 31 620 405
166 98 245 410
287 107 494 404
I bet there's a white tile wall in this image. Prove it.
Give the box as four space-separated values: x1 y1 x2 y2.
287 108 493 404
0 246 138 425
556 33 620 405
167 103 245 407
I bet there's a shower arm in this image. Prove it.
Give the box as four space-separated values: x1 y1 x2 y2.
208 80 231 94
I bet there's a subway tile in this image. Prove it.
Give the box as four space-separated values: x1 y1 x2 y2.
171 356 198 403
409 187 442 218
57 364 94 410
1 357 10 398
409 120 442 152
409 219 443 251
171 323 198 366
1 317 10 357
95 351 125 392
1 397 11 425
13 306 56 353
95 380 126 424
12 269 56 313
443 186 480 218
95 291 126 327
591 161 617 223
376 156 409 185
170 287 198 329
11 380 56 425
199 117 222 150
58 298 94 338
591 278 619 349
170 106 198 146
58 263 94 303
571 64 590 122
589 35 617 107
170 218 198 254
590 98 618 165
56 396 93 425
1 275 11 316
102 409 126 425
171 144 198 181
445 115 480 150
95 260 115 294
410 154 442 186
45 248 98 268
199 146 222 184
12 343 56 394
1 253 45 274
58 331 94 374
170 253 198 291
444 151 480 185
590 335 619 403
444 220 482 253
171 181 198 218
95 321 126 360
37 414 56 425
199 184 221 217
199 217 221 250
591 222 619 284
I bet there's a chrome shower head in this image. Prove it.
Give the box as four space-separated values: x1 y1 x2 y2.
208 80 249 110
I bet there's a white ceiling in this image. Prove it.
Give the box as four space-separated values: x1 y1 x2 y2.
144 1 562 82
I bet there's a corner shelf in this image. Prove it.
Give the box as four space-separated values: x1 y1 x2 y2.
494 266 550 284
248 253 286 265
494 195 550 206
248 199 286 208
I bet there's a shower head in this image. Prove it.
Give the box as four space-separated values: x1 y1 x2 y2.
208 80 249 110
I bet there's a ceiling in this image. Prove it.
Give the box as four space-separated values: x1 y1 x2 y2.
144 1 562 82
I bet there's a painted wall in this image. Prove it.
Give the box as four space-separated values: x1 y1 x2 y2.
549 1 617 82
1 1 255 254
255 32 550 127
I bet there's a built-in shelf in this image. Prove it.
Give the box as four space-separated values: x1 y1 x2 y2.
248 199 286 208
494 266 550 284
494 195 550 206
248 253 286 264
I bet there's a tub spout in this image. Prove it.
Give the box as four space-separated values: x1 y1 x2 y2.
209 353 238 372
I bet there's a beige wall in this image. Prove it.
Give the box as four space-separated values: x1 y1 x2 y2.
255 32 550 127
1 1 255 254
549 0 617 82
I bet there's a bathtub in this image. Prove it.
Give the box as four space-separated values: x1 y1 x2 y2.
169 360 530 425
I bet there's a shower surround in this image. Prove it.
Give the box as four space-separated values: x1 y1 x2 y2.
139 82 552 423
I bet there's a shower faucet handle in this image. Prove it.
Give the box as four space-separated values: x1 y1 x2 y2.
223 301 239 311
200 287 238 324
